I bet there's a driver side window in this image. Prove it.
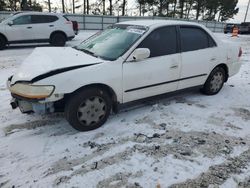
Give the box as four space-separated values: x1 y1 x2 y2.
138 26 178 58
13 15 31 25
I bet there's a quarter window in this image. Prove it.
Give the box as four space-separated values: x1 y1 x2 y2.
138 26 177 58
13 15 31 25
180 27 216 52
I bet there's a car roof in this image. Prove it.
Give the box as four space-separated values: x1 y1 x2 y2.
117 19 202 28
13 11 61 16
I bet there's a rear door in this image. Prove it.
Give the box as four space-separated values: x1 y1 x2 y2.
122 26 181 103
178 26 218 90
31 15 59 40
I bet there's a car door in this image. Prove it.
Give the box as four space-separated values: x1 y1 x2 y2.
178 26 218 90
31 15 58 40
5 15 34 42
122 26 181 103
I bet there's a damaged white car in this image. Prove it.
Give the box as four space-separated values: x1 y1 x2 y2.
7 20 242 131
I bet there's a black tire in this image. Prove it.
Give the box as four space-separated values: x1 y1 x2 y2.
65 88 112 131
50 33 66 46
0 35 6 50
201 67 226 95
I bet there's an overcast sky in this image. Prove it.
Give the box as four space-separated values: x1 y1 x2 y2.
44 0 250 23
233 0 250 22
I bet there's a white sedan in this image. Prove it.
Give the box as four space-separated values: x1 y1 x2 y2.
7 20 242 131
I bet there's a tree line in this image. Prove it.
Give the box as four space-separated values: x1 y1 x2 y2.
137 0 239 21
0 0 42 12
0 0 239 22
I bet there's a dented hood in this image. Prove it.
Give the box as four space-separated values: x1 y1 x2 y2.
11 47 102 84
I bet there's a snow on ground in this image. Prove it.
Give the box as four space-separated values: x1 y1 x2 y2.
0 31 250 188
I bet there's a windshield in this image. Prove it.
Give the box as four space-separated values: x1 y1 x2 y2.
75 24 148 61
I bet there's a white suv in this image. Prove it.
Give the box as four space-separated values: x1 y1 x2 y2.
0 12 75 49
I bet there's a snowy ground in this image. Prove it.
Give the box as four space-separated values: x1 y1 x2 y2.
0 31 250 188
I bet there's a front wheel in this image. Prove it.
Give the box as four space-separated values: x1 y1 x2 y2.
65 88 112 131
201 67 226 95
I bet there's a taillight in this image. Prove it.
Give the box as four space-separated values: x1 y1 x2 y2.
65 21 72 24
238 47 242 57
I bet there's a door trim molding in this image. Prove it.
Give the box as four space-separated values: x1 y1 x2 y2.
125 74 207 93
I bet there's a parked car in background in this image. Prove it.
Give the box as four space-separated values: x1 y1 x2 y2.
0 12 75 50
224 23 234 33
7 20 242 131
239 22 250 34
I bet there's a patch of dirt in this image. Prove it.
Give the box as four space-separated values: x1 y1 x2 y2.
96 171 143 188
45 129 249 186
225 122 242 130
170 149 250 188
238 176 250 188
0 180 9 188
232 108 250 121
4 118 62 136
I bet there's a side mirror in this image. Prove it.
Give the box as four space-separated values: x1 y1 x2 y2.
130 48 150 62
7 21 13 26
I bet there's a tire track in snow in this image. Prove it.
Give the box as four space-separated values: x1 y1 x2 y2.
44 130 249 186
170 149 250 188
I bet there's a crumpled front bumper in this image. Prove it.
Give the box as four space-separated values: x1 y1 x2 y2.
10 97 54 114
7 78 54 114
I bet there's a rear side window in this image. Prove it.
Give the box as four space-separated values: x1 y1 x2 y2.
180 27 216 52
138 26 177 58
63 15 70 21
13 15 31 25
31 15 58 24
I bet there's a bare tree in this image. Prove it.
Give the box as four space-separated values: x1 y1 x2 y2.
83 0 86 14
102 0 105 14
109 0 112 15
48 0 51 12
62 0 65 13
87 0 89 14
122 0 126 15
72 0 75 13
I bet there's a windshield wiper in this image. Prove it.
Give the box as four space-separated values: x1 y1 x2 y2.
74 47 106 60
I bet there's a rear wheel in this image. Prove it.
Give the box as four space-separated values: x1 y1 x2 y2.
0 35 6 50
201 67 226 95
50 33 66 46
65 88 112 131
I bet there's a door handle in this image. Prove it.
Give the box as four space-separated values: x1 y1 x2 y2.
27 26 32 29
49 25 54 27
170 65 179 69
210 57 217 61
